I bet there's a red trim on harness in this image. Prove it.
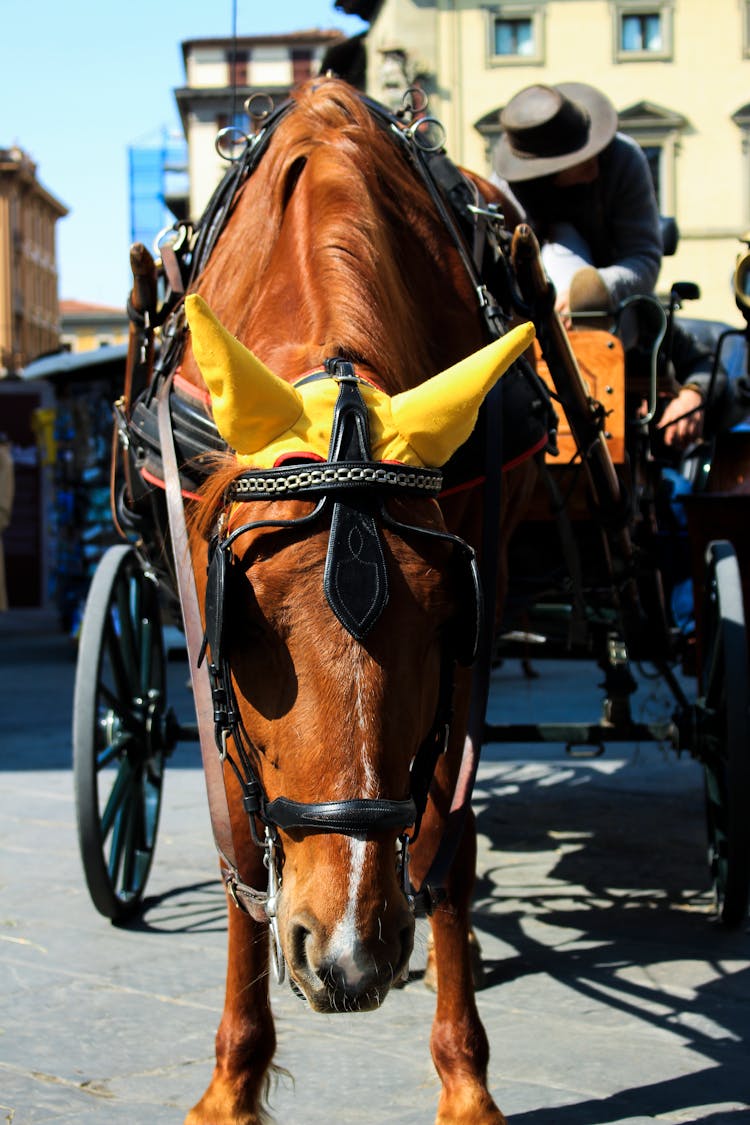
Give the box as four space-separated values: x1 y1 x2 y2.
174 369 212 406
502 433 548 472
440 475 485 499
438 434 547 499
273 450 325 466
140 465 204 503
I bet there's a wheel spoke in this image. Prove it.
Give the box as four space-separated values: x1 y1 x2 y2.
101 756 134 839
118 784 141 894
96 732 133 770
115 574 141 689
138 611 157 697
103 610 137 705
108 768 138 889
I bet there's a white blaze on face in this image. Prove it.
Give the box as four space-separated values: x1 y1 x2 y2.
328 835 370 987
327 664 379 986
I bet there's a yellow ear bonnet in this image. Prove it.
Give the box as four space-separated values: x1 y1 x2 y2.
184 294 535 469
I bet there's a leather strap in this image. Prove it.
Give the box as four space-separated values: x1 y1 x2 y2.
267 797 417 835
413 375 504 909
157 378 243 881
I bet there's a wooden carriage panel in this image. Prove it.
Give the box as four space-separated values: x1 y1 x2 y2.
533 329 626 465
521 329 627 522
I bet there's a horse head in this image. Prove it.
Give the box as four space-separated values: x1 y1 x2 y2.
185 294 533 1011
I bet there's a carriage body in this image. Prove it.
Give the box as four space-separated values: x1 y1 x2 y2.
489 241 750 927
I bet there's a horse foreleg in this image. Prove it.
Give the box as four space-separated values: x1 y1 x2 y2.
186 872 277 1125
428 814 507 1125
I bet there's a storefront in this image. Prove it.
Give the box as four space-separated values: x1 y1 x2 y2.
19 345 127 633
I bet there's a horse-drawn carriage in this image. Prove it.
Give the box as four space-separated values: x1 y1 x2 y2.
71 78 750 1124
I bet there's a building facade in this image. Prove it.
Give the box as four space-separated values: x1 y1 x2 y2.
0 147 67 375
59 299 129 353
175 30 348 221
364 0 750 324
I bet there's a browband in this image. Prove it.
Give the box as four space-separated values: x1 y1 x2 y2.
226 461 443 501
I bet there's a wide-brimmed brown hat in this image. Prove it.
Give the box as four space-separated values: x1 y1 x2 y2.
495 82 618 182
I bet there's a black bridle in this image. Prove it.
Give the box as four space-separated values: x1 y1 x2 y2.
145 86 514 981
197 362 483 963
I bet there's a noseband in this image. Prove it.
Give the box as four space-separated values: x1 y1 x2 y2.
198 362 482 968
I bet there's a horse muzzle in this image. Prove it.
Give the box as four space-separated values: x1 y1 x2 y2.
284 906 415 1013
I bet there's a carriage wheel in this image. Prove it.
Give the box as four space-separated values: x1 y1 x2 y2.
699 540 750 927
73 544 172 921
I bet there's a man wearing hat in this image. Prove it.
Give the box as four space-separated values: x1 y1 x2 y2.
494 81 662 322
493 81 728 449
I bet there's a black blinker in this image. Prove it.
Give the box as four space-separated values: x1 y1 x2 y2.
322 361 389 640
201 537 230 670
454 547 484 667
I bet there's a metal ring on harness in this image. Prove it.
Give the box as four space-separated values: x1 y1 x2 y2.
401 86 429 119
215 126 250 162
407 116 447 153
244 92 275 123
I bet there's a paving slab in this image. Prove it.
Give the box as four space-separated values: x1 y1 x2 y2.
1 611 749 1124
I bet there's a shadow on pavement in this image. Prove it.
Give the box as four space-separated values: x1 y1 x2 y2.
471 765 750 1125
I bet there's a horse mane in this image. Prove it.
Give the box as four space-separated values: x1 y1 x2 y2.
185 78 486 394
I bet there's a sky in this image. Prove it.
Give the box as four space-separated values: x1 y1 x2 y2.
0 0 368 307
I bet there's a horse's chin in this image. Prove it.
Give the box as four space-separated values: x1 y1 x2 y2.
296 979 392 1014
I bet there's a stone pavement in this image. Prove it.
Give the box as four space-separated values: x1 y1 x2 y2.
1 608 749 1124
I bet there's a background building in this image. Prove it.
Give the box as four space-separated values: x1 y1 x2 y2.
175 29 347 220
0 146 67 375
364 0 750 324
60 299 129 353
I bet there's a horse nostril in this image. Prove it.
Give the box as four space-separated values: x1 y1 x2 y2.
289 921 312 971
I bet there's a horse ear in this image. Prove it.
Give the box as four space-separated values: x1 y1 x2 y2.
389 321 535 467
184 294 303 454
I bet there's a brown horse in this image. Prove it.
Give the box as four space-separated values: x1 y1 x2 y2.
174 77 536 1125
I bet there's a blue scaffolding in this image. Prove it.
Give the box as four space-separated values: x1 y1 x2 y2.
128 129 188 251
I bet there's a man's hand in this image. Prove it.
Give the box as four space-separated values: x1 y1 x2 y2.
657 387 704 448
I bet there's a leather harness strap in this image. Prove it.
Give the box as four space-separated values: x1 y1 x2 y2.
158 375 269 922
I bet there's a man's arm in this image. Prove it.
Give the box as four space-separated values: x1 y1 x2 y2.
599 136 663 307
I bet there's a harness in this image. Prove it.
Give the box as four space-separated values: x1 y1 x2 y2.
123 87 551 981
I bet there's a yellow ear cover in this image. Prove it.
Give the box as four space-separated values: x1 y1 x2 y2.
389 321 536 467
184 293 303 453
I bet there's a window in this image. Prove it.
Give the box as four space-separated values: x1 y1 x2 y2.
495 17 534 56
227 49 248 87
613 3 673 61
488 5 544 66
622 13 662 51
291 49 314 85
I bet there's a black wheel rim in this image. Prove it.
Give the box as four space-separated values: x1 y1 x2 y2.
699 541 750 927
